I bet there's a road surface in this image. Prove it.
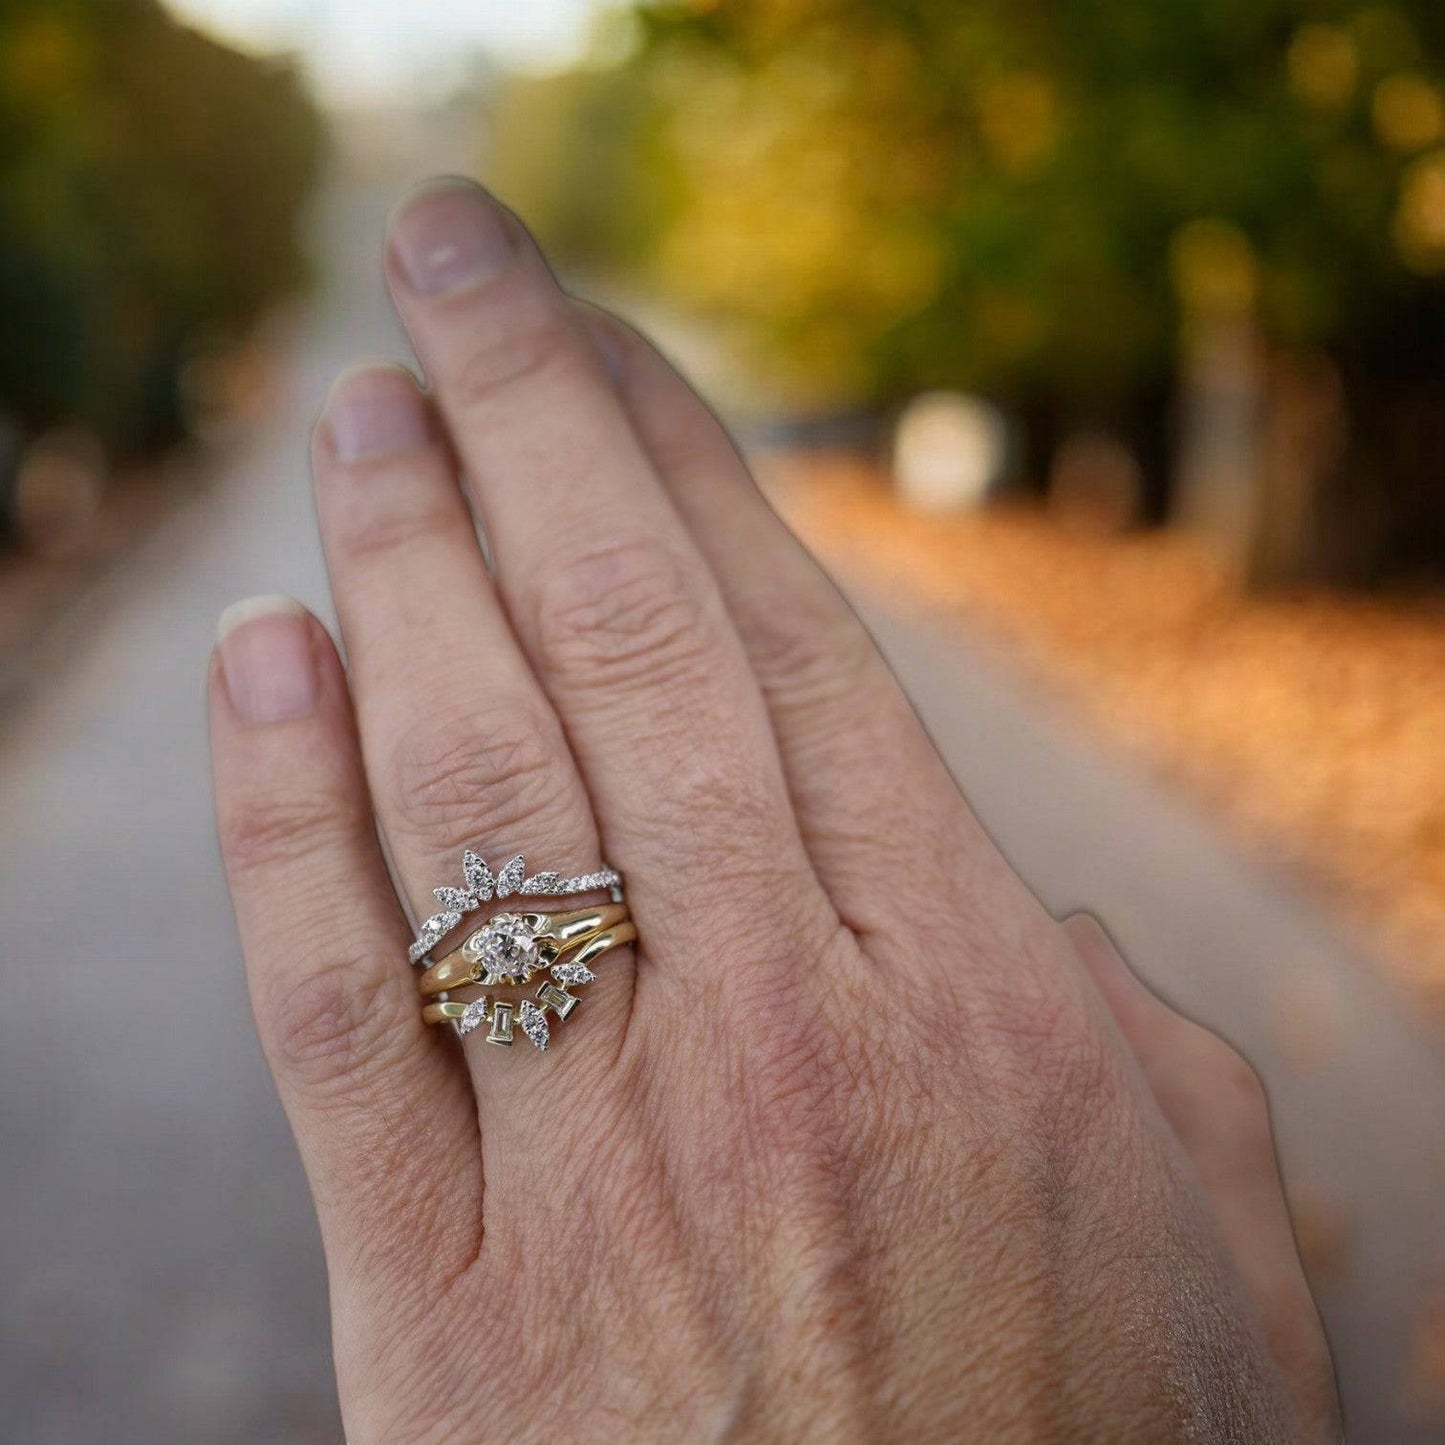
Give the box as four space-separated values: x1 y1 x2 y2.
2 173 1443 1443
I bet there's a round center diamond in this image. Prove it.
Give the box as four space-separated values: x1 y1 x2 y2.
463 913 541 982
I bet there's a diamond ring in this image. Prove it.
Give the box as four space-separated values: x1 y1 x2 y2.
407 849 623 964
419 910 636 1051
418 904 631 993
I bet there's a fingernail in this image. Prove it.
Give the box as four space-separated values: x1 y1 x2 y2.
390 179 515 296
217 596 319 724
325 366 430 463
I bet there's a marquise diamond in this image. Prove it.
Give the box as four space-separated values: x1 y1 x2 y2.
550 960 596 988
517 1000 550 1051
457 999 490 1036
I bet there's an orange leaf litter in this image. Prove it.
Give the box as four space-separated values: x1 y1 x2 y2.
763 452 1445 1015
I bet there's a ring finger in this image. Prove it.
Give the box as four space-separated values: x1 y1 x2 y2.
310 363 629 1149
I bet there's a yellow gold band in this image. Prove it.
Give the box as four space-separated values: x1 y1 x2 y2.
418 903 631 997
420 921 637 1051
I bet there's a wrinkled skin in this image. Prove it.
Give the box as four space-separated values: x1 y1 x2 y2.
208 179 1341 1444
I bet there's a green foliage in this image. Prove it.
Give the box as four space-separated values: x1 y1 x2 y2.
495 0 1445 420
487 63 666 279
0 0 324 452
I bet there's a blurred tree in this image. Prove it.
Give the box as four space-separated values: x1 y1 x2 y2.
493 0 1445 583
0 0 323 458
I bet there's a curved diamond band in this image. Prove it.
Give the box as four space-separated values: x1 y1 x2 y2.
407 849 623 964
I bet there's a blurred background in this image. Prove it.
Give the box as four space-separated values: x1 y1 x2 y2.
1 1 1442 1440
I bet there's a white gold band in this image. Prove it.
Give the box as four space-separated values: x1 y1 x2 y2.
407 848 623 963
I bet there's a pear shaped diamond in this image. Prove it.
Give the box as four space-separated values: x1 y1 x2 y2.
550 960 596 988
494 854 527 898
462 849 494 899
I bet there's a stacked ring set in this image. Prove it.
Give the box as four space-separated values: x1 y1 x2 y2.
409 850 631 1053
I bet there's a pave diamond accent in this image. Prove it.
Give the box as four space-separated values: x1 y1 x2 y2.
518 868 620 897
517 1000 550 1051
457 998 490 1036
462 913 542 983
408 910 463 964
550 960 596 988
432 886 477 913
409 852 623 964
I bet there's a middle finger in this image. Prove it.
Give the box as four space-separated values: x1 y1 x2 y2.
383 181 835 991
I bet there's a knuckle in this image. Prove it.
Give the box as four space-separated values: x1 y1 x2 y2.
660 759 791 876
1139 1022 1279 1167
745 588 876 708
449 305 583 414
635 408 716 480
535 535 717 693
218 789 356 877
750 1022 845 1136
331 487 459 568
261 952 402 1091
383 704 574 847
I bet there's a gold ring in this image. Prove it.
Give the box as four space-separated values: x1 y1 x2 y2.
421 923 637 1051
418 904 631 995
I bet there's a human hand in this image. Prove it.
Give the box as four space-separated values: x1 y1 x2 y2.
209 179 1339 1443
